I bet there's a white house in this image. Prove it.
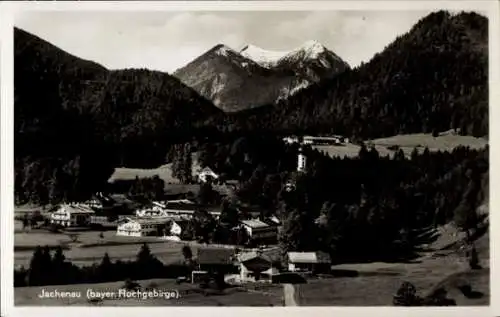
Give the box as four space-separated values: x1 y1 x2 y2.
240 219 278 241
287 251 331 273
196 167 219 183
50 204 95 227
116 218 170 237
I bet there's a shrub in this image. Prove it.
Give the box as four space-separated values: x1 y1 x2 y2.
393 281 422 306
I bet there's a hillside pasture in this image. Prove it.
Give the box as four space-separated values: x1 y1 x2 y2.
295 228 489 306
314 133 488 159
108 163 180 185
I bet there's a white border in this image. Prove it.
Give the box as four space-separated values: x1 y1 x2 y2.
1 1 499 317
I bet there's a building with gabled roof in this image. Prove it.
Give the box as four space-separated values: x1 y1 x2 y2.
240 219 278 242
287 251 331 273
50 204 95 227
116 217 170 237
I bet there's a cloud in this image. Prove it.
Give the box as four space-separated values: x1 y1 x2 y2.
15 10 432 72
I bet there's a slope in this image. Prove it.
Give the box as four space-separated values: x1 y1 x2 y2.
174 44 304 112
14 27 222 204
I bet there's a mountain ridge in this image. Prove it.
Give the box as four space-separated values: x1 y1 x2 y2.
174 41 350 112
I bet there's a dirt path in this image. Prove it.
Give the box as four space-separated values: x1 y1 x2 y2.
283 284 297 306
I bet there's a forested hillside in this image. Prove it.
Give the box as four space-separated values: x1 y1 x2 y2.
225 11 488 139
14 28 222 204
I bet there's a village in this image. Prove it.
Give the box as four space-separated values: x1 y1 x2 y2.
15 144 335 292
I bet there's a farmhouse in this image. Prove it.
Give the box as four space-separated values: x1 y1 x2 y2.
240 219 278 242
196 247 236 272
287 251 331 273
50 204 95 227
196 167 219 183
116 217 170 237
303 135 348 145
238 250 275 283
191 247 236 284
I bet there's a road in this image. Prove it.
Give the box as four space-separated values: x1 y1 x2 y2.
283 283 297 306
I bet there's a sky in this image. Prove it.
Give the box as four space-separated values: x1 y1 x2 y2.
15 10 433 73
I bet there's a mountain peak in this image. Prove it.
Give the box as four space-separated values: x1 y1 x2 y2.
297 40 326 58
211 44 236 57
240 40 331 67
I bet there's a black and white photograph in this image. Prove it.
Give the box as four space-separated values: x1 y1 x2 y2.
1 0 498 313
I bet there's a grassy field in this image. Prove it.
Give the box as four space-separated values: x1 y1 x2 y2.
108 163 180 185
314 133 488 159
14 226 235 268
15 278 284 306
295 229 489 306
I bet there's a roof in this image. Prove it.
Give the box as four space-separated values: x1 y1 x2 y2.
200 167 218 175
57 204 95 214
197 248 235 265
127 217 170 225
266 216 281 225
287 251 331 264
238 251 272 263
238 248 281 264
263 267 280 275
166 199 195 205
240 219 270 229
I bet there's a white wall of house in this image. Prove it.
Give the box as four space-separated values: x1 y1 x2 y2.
117 221 142 237
170 222 183 236
50 206 92 227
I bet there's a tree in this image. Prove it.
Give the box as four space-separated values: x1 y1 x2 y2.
98 252 113 282
22 213 29 230
52 246 67 284
219 199 239 226
28 246 44 286
197 183 216 205
137 243 153 264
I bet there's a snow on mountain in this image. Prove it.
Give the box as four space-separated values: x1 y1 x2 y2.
174 41 349 112
240 40 334 69
240 44 289 68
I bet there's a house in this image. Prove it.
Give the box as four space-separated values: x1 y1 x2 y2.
238 250 274 283
240 219 278 242
196 167 219 183
195 248 236 272
169 219 189 237
116 217 170 237
50 204 95 227
287 251 331 273
191 247 236 284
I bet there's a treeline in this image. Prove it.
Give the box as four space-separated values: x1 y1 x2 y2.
223 11 488 139
15 244 198 287
14 28 223 205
